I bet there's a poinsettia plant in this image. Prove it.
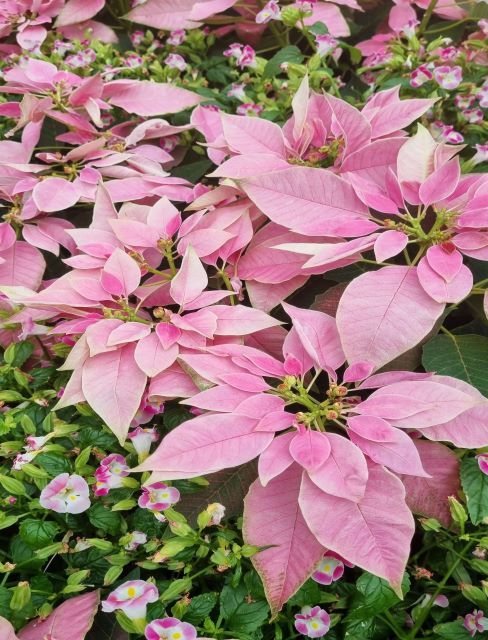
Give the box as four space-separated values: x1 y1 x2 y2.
0 0 487 638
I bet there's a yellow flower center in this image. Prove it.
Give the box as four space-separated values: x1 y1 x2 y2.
127 586 136 597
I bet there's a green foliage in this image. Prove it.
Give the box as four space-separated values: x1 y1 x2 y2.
461 458 488 525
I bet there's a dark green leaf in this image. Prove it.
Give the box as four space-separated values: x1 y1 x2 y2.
264 46 304 77
184 592 218 625
163 405 193 430
172 159 213 183
3 342 34 368
86 613 130 640
344 573 410 624
88 503 123 536
461 458 488 525
36 452 72 476
433 621 472 639
20 519 59 549
220 584 269 633
422 334 488 397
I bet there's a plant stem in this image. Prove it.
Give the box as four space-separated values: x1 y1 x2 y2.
380 610 409 640
418 0 438 35
406 541 473 639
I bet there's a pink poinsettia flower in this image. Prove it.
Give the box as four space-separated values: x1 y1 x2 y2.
101 580 159 620
94 454 130 496
477 454 488 475
145 617 197 640
295 605 330 638
39 473 90 514
312 553 344 585
434 65 463 90
138 482 180 512
464 610 488 637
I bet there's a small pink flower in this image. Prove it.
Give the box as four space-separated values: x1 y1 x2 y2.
128 427 159 459
401 19 419 39
477 453 488 475
130 30 145 46
25 435 49 451
167 29 186 46
12 451 37 470
464 610 488 637
101 580 159 620
420 593 449 608
454 94 475 109
165 53 187 71
224 43 243 58
94 454 130 496
238 45 257 69
125 531 147 551
315 34 338 57
256 0 281 24
236 102 263 116
431 121 464 144
296 0 317 11
227 83 247 101
39 473 90 514
53 40 73 56
473 546 486 560
312 554 344 585
463 108 484 124
434 65 463 90
437 46 458 61
207 502 226 525
476 85 488 108
410 64 433 88
138 482 180 512
295 605 331 638
145 617 197 640
7 496 17 505
478 19 488 36
125 53 144 69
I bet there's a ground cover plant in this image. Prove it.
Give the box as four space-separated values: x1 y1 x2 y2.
0 0 487 638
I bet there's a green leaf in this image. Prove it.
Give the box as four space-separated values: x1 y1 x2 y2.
36 452 72 476
422 334 488 396
461 458 488 525
163 405 193 430
264 46 304 77
20 519 59 549
88 503 123 536
308 21 328 35
345 573 410 624
0 474 26 495
172 159 212 184
184 592 218 625
86 613 130 640
433 621 472 639
0 390 26 402
219 584 269 633
3 342 34 367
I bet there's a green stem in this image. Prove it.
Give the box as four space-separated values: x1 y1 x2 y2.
165 247 177 276
380 610 409 640
219 270 237 305
424 17 479 35
418 0 438 35
406 541 473 640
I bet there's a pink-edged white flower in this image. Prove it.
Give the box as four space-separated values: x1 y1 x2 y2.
296 0 317 11
128 427 159 460
125 530 148 551
227 83 248 101
125 53 144 69
94 454 130 496
39 473 90 514
130 30 145 46
224 43 257 69
12 451 37 470
207 502 226 525
295 605 331 638
167 29 186 46
478 19 488 36
472 144 488 166
464 610 488 637
431 120 464 144
434 65 463 90
25 435 50 451
420 593 449 608
65 49 97 69
138 482 180 512
101 580 159 620
224 43 244 58
454 94 475 109
401 19 419 39
477 453 488 475
312 554 344 586
236 102 263 116
437 46 458 61
410 64 433 88
53 40 73 56
165 54 187 71
315 34 338 58
463 108 484 124
477 85 488 108
256 0 281 24
145 617 197 640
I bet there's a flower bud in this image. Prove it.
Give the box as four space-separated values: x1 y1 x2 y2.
10 581 31 611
